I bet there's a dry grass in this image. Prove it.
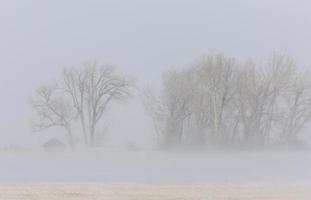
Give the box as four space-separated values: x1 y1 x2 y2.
0 183 310 200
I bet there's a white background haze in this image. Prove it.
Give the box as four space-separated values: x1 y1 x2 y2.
0 0 311 147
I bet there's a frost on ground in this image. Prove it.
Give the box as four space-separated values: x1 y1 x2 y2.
0 183 310 200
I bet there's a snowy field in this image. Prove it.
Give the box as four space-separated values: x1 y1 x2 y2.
0 183 310 200
0 149 310 183
0 150 310 199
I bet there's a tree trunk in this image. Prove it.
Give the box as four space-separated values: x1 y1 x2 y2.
65 126 74 149
80 115 88 146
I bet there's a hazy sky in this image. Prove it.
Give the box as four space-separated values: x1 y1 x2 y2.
0 0 311 147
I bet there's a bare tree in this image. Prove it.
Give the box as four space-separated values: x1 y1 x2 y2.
193 54 237 144
63 62 132 146
142 68 195 147
31 61 132 148
232 56 291 146
31 84 75 148
63 67 88 145
281 72 311 142
262 55 296 142
161 68 194 146
141 88 167 146
144 53 311 149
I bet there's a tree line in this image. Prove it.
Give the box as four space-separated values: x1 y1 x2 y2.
31 54 311 149
143 54 311 148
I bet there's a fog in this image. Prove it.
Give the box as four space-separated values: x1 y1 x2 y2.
0 0 311 187
0 150 309 184
1 0 311 147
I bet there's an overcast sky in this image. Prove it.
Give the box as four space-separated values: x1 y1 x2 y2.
0 0 310 147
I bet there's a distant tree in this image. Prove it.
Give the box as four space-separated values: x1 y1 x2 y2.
63 62 132 146
31 84 75 148
193 54 237 144
31 61 132 147
142 88 167 146
144 53 311 149
234 55 296 145
142 68 195 147
161 68 194 146
62 67 88 145
281 71 311 142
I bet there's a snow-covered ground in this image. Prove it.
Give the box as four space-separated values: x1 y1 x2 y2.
0 149 310 184
0 183 310 200
0 149 310 199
